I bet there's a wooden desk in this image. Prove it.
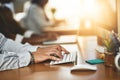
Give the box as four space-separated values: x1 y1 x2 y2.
43 25 78 35
0 36 120 80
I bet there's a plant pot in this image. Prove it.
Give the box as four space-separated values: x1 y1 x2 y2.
104 51 115 68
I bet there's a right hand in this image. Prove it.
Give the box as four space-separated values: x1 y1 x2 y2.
31 45 69 63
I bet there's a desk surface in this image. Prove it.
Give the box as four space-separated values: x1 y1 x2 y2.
0 36 120 80
43 25 78 35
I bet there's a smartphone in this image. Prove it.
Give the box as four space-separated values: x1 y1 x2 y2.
86 59 104 65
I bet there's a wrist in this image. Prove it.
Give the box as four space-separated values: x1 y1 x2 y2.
29 51 35 65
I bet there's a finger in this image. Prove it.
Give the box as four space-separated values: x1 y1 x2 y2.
55 45 69 54
50 50 63 59
55 45 62 52
59 46 70 54
48 56 61 61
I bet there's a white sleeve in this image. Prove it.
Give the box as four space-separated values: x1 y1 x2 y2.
0 50 31 71
0 33 38 71
3 39 39 53
15 34 24 43
31 5 53 28
4 2 15 14
0 32 38 53
24 30 34 38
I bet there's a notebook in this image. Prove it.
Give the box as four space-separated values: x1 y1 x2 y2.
43 35 77 45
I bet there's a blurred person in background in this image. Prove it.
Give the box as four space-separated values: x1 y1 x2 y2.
21 0 63 34
0 4 58 45
0 0 15 14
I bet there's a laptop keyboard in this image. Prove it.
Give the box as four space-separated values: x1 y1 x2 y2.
50 51 77 65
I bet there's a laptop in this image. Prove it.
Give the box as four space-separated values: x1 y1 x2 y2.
42 35 77 45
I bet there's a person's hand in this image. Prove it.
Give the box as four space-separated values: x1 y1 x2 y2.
22 37 46 45
46 32 59 41
31 45 69 63
31 32 59 41
22 32 59 45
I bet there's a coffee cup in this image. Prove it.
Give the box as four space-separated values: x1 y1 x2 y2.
115 53 120 70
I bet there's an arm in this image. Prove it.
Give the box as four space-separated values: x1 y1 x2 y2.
0 33 69 71
0 33 38 54
0 50 31 71
0 45 69 71
0 33 31 71
3 38 38 53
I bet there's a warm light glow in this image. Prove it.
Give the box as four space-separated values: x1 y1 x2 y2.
46 0 116 29
46 0 82 28
83 0 96 15
85 20 91 29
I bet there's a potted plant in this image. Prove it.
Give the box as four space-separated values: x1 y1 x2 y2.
102 35 114 53
102 32 116 67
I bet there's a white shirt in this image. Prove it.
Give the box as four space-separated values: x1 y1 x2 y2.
14 30 34 43
4 2 15 14
0 33 38 71
21 4 53 34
